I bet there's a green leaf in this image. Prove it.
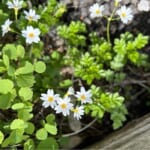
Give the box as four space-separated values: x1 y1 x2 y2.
2 44 25 60
110 105 128 130
7 65 15 77
16 45 25 58
0 79 14 94
59 79 72 87
0 131 4 144
10 119 27 130
3 55 9 69
0 93 12 109
12 103 25 110
0 10 8 26
38 23 49 34
18 109 33 121
44 123 57 135
19 87 33 101
15 62 34 75
16 74 35 87
34 61 46 73
2 129 24 147
25 122 35 135
51 51 60 60
37 137 59 150
36 128 48 140
46 114 55 124
0 59 6 73
100 92 124 110
134 33 149 49
2 44 18 60
24 139 35 150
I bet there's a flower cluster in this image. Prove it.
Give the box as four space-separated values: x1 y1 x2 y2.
40 87 93 120
1 0 41 44
89 1 133 24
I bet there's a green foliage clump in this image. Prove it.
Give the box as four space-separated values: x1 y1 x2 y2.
57 21 149 130
57 21 87 46
0 0 65 149
83 85 126 129
0 0 150 149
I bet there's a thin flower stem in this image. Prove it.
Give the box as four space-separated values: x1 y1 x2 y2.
14 9 18 21
106 6 118 43
107 18 111 43
29 45 33 58
10 29 20 35
62 118 97 137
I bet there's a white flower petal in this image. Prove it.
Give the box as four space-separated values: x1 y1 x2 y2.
89 3 104 19
21 26 41 44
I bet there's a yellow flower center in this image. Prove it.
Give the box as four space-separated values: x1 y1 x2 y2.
48 96 54 102
61 103 67 109
80 94 86 100
72 108 78 113
29 16 33 21
28 32 35 38
95 9 100 14
121 12 126 17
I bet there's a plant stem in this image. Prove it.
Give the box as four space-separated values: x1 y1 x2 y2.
107 18 111 43
62 118 97 137
14 9 18 21
106 7 117 43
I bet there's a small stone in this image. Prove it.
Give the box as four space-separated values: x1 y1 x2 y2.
137 0 150 12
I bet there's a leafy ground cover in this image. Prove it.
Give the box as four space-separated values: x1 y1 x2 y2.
0 0 150 149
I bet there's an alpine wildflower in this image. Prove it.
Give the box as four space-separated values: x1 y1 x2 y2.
72 106 84 120
1 19 12 36
40 89 60 108
116 5 133 24
24 9 40 22
7 0 23 10
21 26 40 44
89 3 104 18
55 97 73 116
65 87 74 97
7 0 23 20
76 87 92 104
115 0 122 7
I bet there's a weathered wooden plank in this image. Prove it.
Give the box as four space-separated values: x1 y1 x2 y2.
86 113 150 150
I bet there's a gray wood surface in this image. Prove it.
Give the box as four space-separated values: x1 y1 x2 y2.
86 113 150 150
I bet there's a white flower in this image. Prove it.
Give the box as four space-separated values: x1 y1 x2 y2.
55 97 73 116
21 26 40 44
65 87 74 97
89 3 104 18
24 9 40 22
115 0 122 6
7 0 23 10
40 89 60 108
76 87 92 104
116 6 133 24
138 0 150 12
1 19 12 36
72 106 84 120
115 0 122 3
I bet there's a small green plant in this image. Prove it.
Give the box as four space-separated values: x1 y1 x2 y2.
0 0 149 149
57 0 149 132
0 0 66 149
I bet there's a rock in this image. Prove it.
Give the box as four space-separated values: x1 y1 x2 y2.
138 0 150 12
86 113 150 150
60 0 72 5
